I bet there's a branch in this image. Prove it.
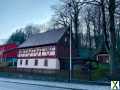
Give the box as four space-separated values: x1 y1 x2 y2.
79 0 101 6
116 1 120 7
115 12 120 16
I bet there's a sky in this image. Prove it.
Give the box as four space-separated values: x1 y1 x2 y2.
0 0 58 40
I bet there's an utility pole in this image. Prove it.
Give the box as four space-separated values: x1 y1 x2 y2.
68 0 72 81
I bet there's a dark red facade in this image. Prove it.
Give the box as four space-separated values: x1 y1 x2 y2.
0 44 17 58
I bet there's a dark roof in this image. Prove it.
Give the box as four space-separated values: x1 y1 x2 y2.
96 39 108 55
19 28 66 48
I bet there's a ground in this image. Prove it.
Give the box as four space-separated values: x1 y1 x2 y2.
0 81 69 90
0 77 110 90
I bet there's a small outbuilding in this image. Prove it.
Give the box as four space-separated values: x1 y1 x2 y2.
0 44 17 67
96 41 110 64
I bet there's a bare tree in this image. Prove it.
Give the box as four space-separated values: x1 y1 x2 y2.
108 0 117 75
24 24 40 39
84 7 92 48
52 0 83 56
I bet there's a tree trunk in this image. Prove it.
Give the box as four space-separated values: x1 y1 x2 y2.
73 12 79 56
101 0 110 50
109 0 117 76
87 22 92 48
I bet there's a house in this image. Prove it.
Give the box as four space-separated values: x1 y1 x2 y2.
17 28 71 70
96 49 110 64
96 41 110 64
0 43 17 67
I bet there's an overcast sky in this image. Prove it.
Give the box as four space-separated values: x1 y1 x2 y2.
0 0 58 40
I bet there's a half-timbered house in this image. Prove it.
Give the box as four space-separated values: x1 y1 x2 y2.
17 28 71 70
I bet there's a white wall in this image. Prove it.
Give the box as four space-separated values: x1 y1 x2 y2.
17 58 60 70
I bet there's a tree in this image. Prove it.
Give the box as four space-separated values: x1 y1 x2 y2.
84 7 92 48
52 0 120 75
24 24 40 39
7 24 41 45
108 0 117 75
7 29 26 45
52 0 82 56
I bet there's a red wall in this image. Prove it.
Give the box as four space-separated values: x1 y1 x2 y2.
0 44 17 58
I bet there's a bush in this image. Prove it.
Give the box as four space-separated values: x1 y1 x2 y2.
92 64 109 80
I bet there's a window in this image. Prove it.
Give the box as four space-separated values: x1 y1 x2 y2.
20 60 22 65
97 54 109 63
44 59 48 66
25 60 28 65
34 60 38 66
